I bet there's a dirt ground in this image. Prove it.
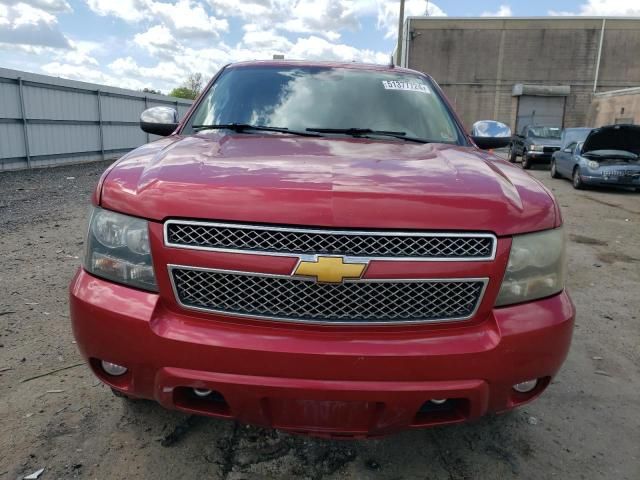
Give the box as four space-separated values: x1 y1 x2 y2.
1 159 639 480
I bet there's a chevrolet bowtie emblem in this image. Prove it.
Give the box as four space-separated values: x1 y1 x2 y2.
294 256 367 283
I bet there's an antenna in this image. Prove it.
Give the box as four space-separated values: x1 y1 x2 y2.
426 0 430 16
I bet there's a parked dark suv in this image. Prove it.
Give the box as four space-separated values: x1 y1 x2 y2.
509 125 562 169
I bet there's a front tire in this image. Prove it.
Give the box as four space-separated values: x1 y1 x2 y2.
550 160 561 178
522 153 532 170
508 145 517 163
572 167 585 189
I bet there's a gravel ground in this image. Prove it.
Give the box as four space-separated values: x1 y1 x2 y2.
1 159 639 480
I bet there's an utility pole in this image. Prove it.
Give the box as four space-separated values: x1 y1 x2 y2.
396 0 405 65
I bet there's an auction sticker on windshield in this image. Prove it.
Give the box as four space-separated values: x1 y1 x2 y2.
382 80 431 94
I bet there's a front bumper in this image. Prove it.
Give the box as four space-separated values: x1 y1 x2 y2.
525 151 555 162
580 173 640 188
69 269 574 437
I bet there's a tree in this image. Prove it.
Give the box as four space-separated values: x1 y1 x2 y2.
169 73 204 100
141 87 163 95
185 73 203 96
168 86 198 100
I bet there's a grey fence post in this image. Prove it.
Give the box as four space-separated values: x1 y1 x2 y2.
144 96 149 142
17 77 31 169
97 89 104 160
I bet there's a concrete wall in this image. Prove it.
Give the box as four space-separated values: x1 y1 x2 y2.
587 87 640 127
0 68 193 171
404 17 640 130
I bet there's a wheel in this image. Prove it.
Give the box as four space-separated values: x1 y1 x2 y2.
508 145 517 163
572 167 585 189
522 153 532 170
550 160 561 178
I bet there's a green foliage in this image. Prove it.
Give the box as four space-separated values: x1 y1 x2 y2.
168 73 204 100
168 86 197 100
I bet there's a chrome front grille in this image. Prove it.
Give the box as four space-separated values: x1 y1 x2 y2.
165 221 496 260
170 267 487 324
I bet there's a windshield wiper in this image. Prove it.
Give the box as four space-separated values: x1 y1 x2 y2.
305 127 431 144
192 123 322 137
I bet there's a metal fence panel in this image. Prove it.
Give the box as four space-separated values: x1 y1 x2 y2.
103 124 147 151
0 123 25 158
28 123 101 156
0 81 21 118
0 67 194 171
24 85 99 121
101 95 145 122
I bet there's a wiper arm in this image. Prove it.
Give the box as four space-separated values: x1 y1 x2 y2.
192 123 322 137
305 127 430 144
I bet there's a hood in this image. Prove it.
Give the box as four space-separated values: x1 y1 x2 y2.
583 124 640 155
99 134 558 236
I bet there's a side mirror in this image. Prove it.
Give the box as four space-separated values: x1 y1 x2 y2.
140 106 179 136
470 120 512 150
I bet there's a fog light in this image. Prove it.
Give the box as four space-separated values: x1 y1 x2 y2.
430 398 448 405
101 360 127 376
513 379 538 393
193 388 212 397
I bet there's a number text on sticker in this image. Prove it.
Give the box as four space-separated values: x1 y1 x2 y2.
382 80 431 94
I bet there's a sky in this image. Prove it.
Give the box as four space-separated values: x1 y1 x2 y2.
0 0 638 93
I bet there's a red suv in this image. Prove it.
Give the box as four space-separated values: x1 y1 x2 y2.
69 61 574 438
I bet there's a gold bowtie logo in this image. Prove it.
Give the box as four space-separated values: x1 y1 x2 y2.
294 256 367 283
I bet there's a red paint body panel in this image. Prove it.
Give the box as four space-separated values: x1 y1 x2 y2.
100 135 557 235
70 269 574 437
71 61 574 437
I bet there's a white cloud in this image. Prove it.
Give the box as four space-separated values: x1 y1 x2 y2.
278 0 360 35
101 29 390 92
109 56 187 84
87 0 228 37
85 0 148 22
207 0 358 40
59 39 100 65
550 0 640 16
481 5 512 17
134 24 179 56
377 0 446 39
149 0 228 38
0 0 71 13
41 61 157 90
6 0 418 94
242 28 292 52
0 2 70 47
289 35 389 64
547 10 575 16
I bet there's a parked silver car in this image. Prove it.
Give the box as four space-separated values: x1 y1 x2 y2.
551 125 640 190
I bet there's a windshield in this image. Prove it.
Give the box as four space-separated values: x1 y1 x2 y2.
186 66 463 144
529 126 561 139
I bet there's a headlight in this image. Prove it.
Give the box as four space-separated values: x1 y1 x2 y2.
529 145 544 152
495 227 566 307
588 160 600 169
84 207 157 291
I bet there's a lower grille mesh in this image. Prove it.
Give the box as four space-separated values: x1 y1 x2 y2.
171 268 485 324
